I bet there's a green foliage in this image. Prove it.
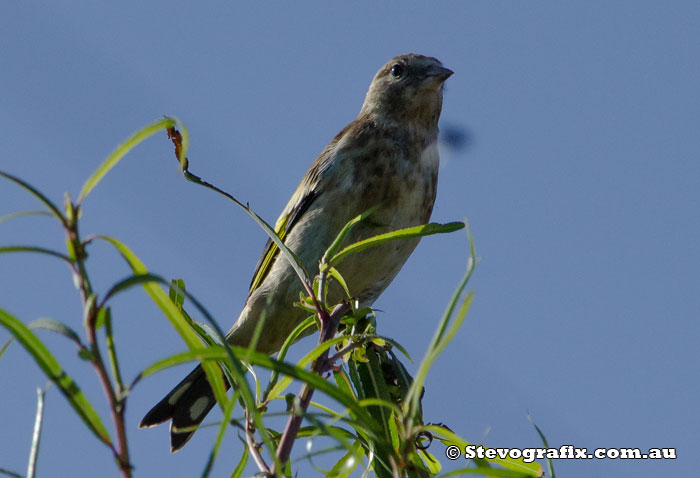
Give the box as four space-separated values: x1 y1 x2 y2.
0 119 548 478
0 309 112 445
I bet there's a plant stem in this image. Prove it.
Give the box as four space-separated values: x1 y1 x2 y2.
66 202 131 478
273 302 350 473
245 414 270 474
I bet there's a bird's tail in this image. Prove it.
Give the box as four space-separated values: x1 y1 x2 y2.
139 365 225 452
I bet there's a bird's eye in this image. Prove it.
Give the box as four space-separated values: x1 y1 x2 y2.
390 63 404 78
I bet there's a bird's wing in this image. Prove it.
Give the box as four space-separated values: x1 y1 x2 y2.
247 151 329 294
247 119 362 294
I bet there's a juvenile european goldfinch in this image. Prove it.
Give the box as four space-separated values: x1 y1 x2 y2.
140 53 453 451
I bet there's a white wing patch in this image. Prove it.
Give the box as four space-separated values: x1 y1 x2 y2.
168 381 192 405
189 396 212 421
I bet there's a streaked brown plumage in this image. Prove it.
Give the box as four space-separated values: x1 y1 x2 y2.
140 53 453 451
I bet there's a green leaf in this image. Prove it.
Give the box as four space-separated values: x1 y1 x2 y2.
330 221 465 266
95 235 228 407
0 308 111 445
77 348 95 361
321 205 380 267
230 439 249 478
103 307 125 393
243 206 312 291
333 369 357 403
175 156 312 293
356 347 393 442
327 266 351 299
426 425 543 477
347 359 364 399
102 273 166 303
28 318 84 347
266 334 351 401
404 223 476 424
0 338 12 361
327 440 364 478
417 449 441 474
528 414 555 478
405 290 473 424
0 210 53 225
0 468 23 478
437 468 536 478
296 425 358 443
0 171 66 227
96 252 275 465
202 397 236 478
268 333 407 401
169 279 186 308
0 246 73 264
94 307 107 330
262 315 316 402
141 347 386 442
77 117 182 204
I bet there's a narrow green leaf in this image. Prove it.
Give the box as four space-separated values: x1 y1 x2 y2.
437 468 535 478
321 205 380 266
0 210 52 225
330 221 465 266
355 398 401 416
0 468 23 478
94 307 107 330
29 318 83 347
168 279 186 308
230 440 249 478
327 266 351 298
167 126 313 350
244 308 267 367
410 292 473 409
176 160 312 292
433 220 477 348
268 334 406 401
426 425 543 477
95 235 228 407
528 414 555 478
0 246 73 264
0 308 111 445
417 449 441 474
347 360 364 399
104 308 125 393
262 315 316 402
333 369 357 403
97 256 274 465
266 334 351 401
387 411 400 452
202 398 236 478
77 117 181 204
0 338 12 360
102 273 165 303
357 347 392 442
78 349 95 361
136 348 224 380
244 206 312 291
141 347 385 440
327 440 364 478
0 171 66 226
404 224 476 423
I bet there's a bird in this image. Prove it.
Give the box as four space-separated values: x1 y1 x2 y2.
139 53 453 451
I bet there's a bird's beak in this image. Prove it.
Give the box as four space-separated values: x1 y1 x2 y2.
426 64 454 83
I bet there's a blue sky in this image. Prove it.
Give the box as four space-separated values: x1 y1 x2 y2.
1 2 698 477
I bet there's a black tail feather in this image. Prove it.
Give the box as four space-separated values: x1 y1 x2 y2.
140 365 227 452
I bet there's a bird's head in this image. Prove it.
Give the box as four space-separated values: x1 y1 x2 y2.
360 54 453 129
